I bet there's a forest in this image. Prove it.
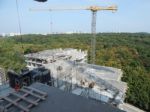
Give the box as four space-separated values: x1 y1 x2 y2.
0 33 150 111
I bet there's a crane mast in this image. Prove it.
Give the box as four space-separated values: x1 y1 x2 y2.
87 5 117 64
30 5 117 64
91 11 97 64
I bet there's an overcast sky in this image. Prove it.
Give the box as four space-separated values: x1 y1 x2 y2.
0 0 150 34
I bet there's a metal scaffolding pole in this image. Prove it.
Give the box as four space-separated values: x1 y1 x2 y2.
0 68 6 85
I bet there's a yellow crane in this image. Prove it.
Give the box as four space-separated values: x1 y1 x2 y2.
30 5 117 64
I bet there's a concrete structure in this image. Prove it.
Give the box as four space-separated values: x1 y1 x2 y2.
44 61 127 105
0 68 12 98
25 48 88 70
25 48 127 108
119 103 145 112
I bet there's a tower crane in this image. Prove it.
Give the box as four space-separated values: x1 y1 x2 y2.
30 5 117 64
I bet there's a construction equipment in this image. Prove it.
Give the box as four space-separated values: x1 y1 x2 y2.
30 5 117 64
7 67 51 89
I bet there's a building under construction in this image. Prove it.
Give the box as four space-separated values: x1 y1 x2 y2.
24 48 88 70
24 48 127 107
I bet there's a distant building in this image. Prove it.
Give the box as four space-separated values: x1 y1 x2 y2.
0 33 6 37
0 33 21 37
9 32 21 37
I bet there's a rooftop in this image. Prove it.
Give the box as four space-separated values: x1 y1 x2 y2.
0 83 125 112
55 61 127 94
31 83 126 112
24 48 87 60
78 63 123 81
0 84 14 97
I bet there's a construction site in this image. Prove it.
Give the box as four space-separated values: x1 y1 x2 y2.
25 48 127 104
0 48 127 112
0 3 126 111
0 0 149 112
1 45 147 112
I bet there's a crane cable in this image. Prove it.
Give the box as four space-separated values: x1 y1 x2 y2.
16 0 24 51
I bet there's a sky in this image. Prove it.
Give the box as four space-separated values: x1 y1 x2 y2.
0 0 150 34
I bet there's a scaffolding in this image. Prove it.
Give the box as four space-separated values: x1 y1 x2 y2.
0 68 6 85
48 61 126 105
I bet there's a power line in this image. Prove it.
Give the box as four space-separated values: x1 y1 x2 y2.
16 0 24 50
